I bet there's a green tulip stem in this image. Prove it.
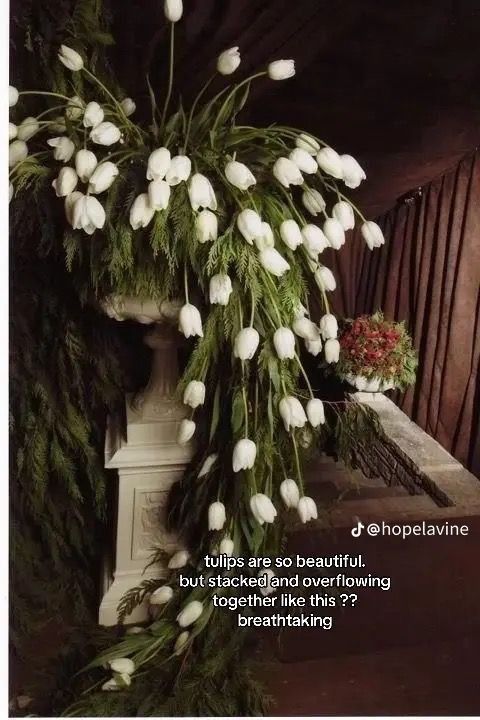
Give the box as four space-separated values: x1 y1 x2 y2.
323 180 368 222
160 23 176 136
19 90 72 102
34 104 69 120
82 67 143 145
249 287 255 327
183 73 216 152
294 352 314 399
241 362 249 437
9 152 47 178
291 431 304 492
211 72 267 138
183 262 189 303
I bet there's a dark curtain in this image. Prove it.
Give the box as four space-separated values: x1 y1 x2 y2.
330 151 480 474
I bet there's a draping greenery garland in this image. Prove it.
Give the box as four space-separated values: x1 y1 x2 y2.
9 0 387 714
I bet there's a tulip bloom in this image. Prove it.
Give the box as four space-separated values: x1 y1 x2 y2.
332 200 355 230
323 218 345 250
232 438 256 472
177 600 203 628
295 133 320 155
208 501 226 531
234 327 260 360
198 453 218 478
225 160 256 191
148 179 171 210
52 167 78 197
319 313 338 340
89 162 118 194
195 209 217 243
289 148 318 174
47 136 75 163
237 208 262 244
259 568 276 596
17 117 39 141
183 380 206 409
66 96 84 120
9 140 28 168
164 0 183 22
174 631 190 655
361 220 385 249
324 338 340 363
219 536 235 556
150 585 173 605
341 154 366 188
259 247 290 277
250 494 277 525
280 219 303 251
302 187 326 216
90 121 121 146
188 173 217 211
9 123 17 141
64 191 84 226
110 658 135 675
314 266 336 292
147 147 171 181
83 101 104 128
305 337 323 356
168 549 190 569
177 418 196 445
280 478 300 508
209 274 232 305
166 155 191 185
301 224 329 259
130 193 155 229
179 303 203 338
58 44 84 71
297 496 318 523
121 97 136 116
268 59 295 80
273 327 295 360
306 398 325 427
72 195 106 234
273 157 303 188
217 46 241 75
279 396 307 432
254 222 275 251
316 147 343 179
292 316 320 341
9 86 18 107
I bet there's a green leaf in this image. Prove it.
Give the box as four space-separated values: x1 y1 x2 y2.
231 392 244 435
209 382 221 443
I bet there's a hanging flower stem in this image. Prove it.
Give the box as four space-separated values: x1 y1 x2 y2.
160 23 176 135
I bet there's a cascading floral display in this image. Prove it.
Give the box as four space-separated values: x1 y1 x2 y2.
9 0 387 710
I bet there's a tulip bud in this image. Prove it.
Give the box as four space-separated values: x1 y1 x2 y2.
64 191 84 226
168 549 190 569
253 222 273 251
273 327 295 360
301 224 329 259
273 157 303 188
305 336 323 356
294 301 308 319
280 219 303 251
237 209 262 245
183 380 206 409
292 316 320 341
297 496 318 523
121 97 136 116
49 116 67 133
319 313 338 340
302 187 326 216
9 86 18 107
166 155 191 185
332 201 355 230
234 327 260 360
219 536 234 556
148 179 171 210
340 154 366 188
217 46 241 75
289 148 318 174
306 398 325 427
110 658 135 675
129 193 155 230
280 478 300 508
324 338 340 363
209 274 232 305
147 147 171 181
316 147 343 179
58 44 84 71
177 418 195 445
83 101 104 128
268 59 295 80
164 0 183 22
258 568 276 596
188 173 217 211
225 160 256 191
232 438 256 472
66 96 84 121
279 396 307 432
259 247 290 277
89 161 118 193
17 117 39 141
72 194 106 234
208 501 226 531
195 209 217 243
323 218 345 250
150 585 173 605
198 453 218 478
179 303 203 338
52 166 78 197
177 600 203 628
174 631 190 655
47 136 75 163
9 123 17 141
90 121 121 146
361 221 385 250
102 678 120 692
295 133 320 155
250 493 277 525
314 266 336 292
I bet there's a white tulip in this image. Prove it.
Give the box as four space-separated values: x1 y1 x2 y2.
341 154 366 188
168 550 190 569
208 502 226 531
254 222 274 251
209 274 232 305
289 148 318 174
323 218 345 250
174 631 190 655
280 219 303 251
259 247 290 277
148 179 171 210
280 478 300 508
324 338 340 363
232 438 256 472
217 46 241 75
183 380 206 409
110 658 135 675
166 155 191 185
9 123 17 141
296 133 320 155
129 193 155 230
319 313 338 340
301 224 329 259
332 200 355 230
305 336 323 356
177 600 203 628
188 173 217 211
234 327 260 360
72 195 106 234
83 101 104 128
314 266 336 292
297 496 318 523
121 97 136 116
195 209 217 243
273 157 303 188
50 116 66 133
9 86 18 107
52 167 78 197
302 187 326 216
58 44 84 71
147 147 171 181
47 136 75 162
273 327 295 360
292 316 320 341
150 585 173 605
268 59 295 80
279 396 307 432
225 160 256 191
316 147 343 179
75 149 98 183
237 208 262 245
179 303 203 338
294 301 308 318
66 96 84 120
177 418 195 445
9 183 14 203
64 191 84 226
250 494 277 525
90 121 121 146
198 453 218 478
17 117 39 141
259 568 276 596
102 678 120 692
306 398 325 427
9 140 28 168
361 220 385 249
89 162 118 193
164 0 183 22
219 536 235 556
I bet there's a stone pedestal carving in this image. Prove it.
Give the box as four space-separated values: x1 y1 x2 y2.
99 321 193 626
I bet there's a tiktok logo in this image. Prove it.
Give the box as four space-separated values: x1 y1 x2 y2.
351 518 365 538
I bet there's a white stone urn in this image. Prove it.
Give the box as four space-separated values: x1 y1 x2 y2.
345 373 396 393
